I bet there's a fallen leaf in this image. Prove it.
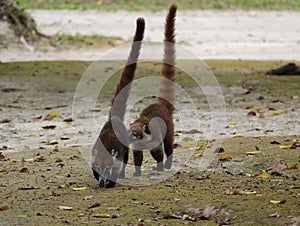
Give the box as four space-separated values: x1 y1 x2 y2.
196 175 210 180
264 130 273 134
247 111 257 117
279 145 290 149
72 187 87 191
88 203 101 209
0 205 8 211
287 163 300 170
47 140 59 145
225 189 257 195
218 154 232 161
232 135 245 138
0 168 6 173
83 195 94 200
107 206 120 211
270 141 281 145
23 158 34 162
182 142 192 148
246 105 257 111
42 125 56 130
257 171 270 178
93 213 111 218
246 151 261 155
269 212 280 218
20 167 29 173
35 156 46 162
267 160 288 171
228 122 236 127
214 147 225 153
182 137 193 142
58 206 73 210
270 200 286 204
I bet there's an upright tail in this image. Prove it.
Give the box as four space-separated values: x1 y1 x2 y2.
110 17 145 120
158 4 176 114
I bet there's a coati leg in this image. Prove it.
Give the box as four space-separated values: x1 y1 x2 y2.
163 133 173 169
150 145 164 171
119 149 128 179
133 150 143 176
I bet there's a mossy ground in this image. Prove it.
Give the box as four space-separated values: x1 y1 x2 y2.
0 60 300 225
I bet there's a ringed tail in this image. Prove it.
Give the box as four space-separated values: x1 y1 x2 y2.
158 4 176 114
110 17 145 120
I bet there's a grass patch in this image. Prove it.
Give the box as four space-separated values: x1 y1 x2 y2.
17 0 300 11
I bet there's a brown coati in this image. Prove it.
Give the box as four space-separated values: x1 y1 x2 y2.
128 4 176 176
91 18 145 188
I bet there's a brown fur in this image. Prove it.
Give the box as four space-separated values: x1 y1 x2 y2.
128 4 177 176
92 18 145 187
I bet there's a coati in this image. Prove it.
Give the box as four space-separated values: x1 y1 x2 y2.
91 18 145 188
128 4 176 176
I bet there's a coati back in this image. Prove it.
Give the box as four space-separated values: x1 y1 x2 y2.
92 18 145 188
128 4 176 176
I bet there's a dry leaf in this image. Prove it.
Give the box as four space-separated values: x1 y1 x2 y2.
287 163 300 170
267 160 288 171
228 122 236 127
279 145 290 149
182 143 192 148
0 205 8 211
232 135 245 138
45 112 61 120
83 195 94 200
270 200 286 204
23 158 34 162
35 156 46 162
89 203 101 209
93 213 111 218
257 171 270 178
182 137 193 142
0 168 6 173
246 151 261 155
42 125 56 130
47 140 59 145
72 187 87 191
107 206 120 211
58 206 73 210
218 154 232 161
20 167 29 173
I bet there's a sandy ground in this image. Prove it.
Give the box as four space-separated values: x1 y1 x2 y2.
1 10 300 62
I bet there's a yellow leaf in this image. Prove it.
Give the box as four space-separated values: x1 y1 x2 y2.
270 200 286 204
228 122 236 127
48 112 61 117
292 138 298 143
48 140 59 145
246 151 261 155
232 135 245 138
182 142 192 148
257 171 270 178
0 168 6 173
279 145 290 149
23 158 34 162
72 187 87 191
93 213 111 218
182 137 193 142
218 154 232 161
247 105 257 111
287 163 300 170
58 206 73 210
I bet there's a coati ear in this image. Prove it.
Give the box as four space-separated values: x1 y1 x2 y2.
111 116 128 147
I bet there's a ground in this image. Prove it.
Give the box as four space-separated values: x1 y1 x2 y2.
0 9 300 226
